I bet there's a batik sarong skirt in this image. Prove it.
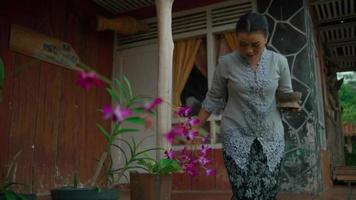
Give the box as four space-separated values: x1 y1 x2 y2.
223 139 282 200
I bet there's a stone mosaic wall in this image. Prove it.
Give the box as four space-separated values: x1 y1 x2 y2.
257 0 325 194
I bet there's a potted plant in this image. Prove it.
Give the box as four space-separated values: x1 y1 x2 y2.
50 63 183 200
129 106 217 200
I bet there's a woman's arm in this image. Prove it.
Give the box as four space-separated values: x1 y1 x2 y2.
192 108 212 131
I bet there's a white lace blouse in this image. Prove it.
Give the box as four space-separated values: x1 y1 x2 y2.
202 48 293 172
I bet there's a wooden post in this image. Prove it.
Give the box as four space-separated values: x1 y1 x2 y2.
155 0 174 160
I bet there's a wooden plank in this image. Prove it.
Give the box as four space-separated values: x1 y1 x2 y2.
321 150 333 190
335 175 356 181
0 21 14 182
214 148 230 190
8 55 41 193
55 68 82 186
172 172 192 190
335 166 356 176
32 62 62 193
53 12 83 187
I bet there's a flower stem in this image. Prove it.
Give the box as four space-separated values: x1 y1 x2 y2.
90 151 109 187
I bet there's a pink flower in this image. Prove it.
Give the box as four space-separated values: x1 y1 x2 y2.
164 149 176 159
185 130 198 141
103 105 133 123
205 168 216 176
165 129 178 144
145 98 163 111
185 163 199 177
198 155 211 166
200 145 212 156
179 148 192 163
178 106 192 117
202 136 210 144
187 118 200 127
76 71 103 90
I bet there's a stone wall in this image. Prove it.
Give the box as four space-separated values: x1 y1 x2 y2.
257 0 325 193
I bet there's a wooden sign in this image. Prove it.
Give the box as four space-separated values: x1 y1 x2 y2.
10 24 81 70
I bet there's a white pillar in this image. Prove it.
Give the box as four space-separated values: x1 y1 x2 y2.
155 0 174 160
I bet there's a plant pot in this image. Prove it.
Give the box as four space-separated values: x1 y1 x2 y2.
130 173 172 200
50 187 119 200
0 193 37 200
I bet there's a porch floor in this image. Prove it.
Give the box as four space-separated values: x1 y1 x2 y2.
277 185 356 200
118 185 356 200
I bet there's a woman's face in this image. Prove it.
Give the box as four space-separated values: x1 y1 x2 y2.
236 31 267 62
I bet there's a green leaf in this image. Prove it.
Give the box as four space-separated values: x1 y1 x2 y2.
123 76 133 99
114 128 140 137
17 194 28 200
114 79 129 102
96 124 112 143
106 88 119 101
131 137 137 154
4 191 17 200
158 158 182 174
132 108 145 114
0 57 4 103
125 117 145 125
115 128 140 136
339 82 356 124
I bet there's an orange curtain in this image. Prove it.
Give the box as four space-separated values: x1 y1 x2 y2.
173 38 202 106
223 31 238 52
194 41 207 78
217 35 232 59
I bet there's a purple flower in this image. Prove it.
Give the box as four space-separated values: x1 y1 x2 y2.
178 106 192 117
200 144 212 156
103 105 133 123
187 118 200 127
179 148 192 162
164 149 176 159
165 129 177 144
76 71 103 90
198 155 211 166
205 168 216 176
145 98 163 111
186 130 198 141
202 136 210 144
185 163 199 177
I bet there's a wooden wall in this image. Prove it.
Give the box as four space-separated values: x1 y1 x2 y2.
0 0 113 196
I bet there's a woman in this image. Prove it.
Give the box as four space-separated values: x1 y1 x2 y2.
195 13 300 199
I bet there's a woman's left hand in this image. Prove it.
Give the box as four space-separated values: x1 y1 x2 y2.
284 100 302 112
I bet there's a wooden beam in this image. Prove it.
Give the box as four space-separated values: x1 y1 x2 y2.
96 16 149 35
155 0 174 159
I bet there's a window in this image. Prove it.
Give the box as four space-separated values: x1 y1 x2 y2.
172 32 236 146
